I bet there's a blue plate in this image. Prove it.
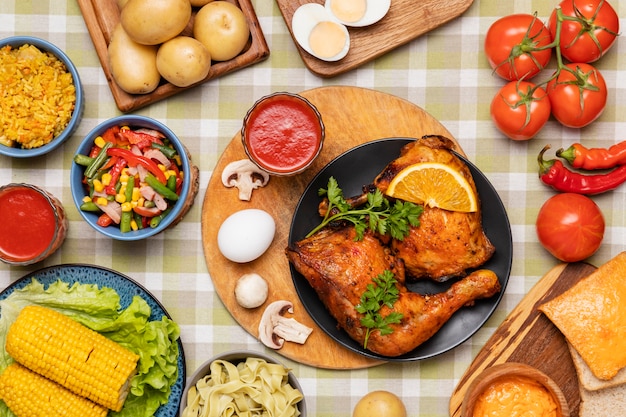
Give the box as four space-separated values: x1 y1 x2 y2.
0 264 185 417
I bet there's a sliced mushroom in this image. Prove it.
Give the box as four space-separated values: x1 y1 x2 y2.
258 300 313 350
221 159 270 201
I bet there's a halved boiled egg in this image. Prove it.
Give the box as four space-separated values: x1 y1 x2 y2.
325 0 391 27
292 3 350 62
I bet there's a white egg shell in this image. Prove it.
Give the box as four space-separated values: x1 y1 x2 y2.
291 3 350 62
217 209 276 263
325 0 391 27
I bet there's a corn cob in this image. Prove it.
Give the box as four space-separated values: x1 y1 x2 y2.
0 362 108 417
5 305 140 411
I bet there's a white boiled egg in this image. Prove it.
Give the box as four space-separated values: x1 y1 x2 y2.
325 0 391 27
292 3 350 62
217 209 276 263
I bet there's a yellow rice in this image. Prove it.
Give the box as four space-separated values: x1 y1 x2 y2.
0 44 76 149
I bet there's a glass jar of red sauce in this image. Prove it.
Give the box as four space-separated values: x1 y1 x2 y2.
0 183 68 266
241 92 325 176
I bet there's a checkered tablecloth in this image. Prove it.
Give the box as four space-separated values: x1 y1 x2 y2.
2 1 626 416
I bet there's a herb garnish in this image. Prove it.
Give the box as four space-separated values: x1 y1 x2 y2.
355 270 404 349
305 177 423 240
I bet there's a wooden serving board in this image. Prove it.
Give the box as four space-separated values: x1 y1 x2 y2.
276 0 474 78
76 0 269 112
449 262 598 417
201 86 460 369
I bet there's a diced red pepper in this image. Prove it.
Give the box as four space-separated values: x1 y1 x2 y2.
120 129 164 150
100 155 119 171
104 157 127 195
96 213 113 227
107 147 167 184
88 145 101 158
102 126 121 144
133 206 162 217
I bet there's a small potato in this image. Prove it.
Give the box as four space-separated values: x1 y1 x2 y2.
190 0 213 6
353 391 407 417
156 36 211 87
193 1 250 61
121 0 191 45
108 23 161 94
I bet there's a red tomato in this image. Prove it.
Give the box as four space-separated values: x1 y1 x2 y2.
536 193 605 262
96 213 113 227
549 0 619 63
490 80 551 141
547 63 607 128
485 14 553 81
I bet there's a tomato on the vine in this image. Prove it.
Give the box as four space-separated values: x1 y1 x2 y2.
547 62 607 128
549 0 619 63
490 80 551 141
485 14 553 81
536 193 604 262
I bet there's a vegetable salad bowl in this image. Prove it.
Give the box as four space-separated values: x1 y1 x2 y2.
70 115 198 241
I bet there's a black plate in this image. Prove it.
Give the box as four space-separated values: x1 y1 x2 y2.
288 138 513 361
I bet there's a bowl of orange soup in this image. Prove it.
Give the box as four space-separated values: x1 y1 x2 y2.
0 183 68 265
461 362 569 417
241 92 324 176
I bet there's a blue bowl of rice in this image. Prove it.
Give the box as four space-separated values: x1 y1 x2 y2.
70 115 198 241
0 36 84 158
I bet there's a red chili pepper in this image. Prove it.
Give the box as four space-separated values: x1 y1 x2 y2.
557 141 626 170
104 157 127 195
538 145 626 195
106 147 167 184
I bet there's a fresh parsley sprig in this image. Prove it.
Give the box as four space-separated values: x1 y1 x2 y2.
355 270 404 349
305 177 423 240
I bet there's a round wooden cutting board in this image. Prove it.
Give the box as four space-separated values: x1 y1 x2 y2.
201 86 460 369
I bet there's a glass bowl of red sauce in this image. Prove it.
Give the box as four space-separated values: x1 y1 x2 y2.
0 183 68 266
241 92 325 176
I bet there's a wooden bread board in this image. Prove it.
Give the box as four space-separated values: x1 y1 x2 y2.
449 262 598 417
76 0 269 112
275 0 474 78
201 86 461 369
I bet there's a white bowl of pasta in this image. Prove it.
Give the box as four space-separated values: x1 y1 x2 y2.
179 350 306 417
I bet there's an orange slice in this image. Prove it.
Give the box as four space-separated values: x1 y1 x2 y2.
385 162 478 212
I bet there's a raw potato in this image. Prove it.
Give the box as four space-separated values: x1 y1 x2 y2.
353 391 407 417
156 36 211 87
108 24 161 94
193 1 250 61
190 0 214 6
121 0 192 45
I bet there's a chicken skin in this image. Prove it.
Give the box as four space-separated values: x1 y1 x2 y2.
286 226 501 357
375 135 495 281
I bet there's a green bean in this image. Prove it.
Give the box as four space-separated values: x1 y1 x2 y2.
125 175 135 201
151 142 177 159
73 154 94 167
167 174 177 192
84 141 113 179
79 201 100 212
145 173 179 201
120 211 132 233
143 200 156 208
150 208 171 228
133 211 144 230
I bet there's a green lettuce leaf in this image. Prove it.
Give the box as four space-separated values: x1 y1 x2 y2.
0 278 180 417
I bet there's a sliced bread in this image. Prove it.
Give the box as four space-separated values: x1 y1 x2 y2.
568 342 626 391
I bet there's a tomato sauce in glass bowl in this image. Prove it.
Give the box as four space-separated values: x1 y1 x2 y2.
0 183 67 265
242 92 324 176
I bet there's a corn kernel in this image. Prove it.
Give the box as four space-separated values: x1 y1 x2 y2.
130 220 138 231
96 197 108 206
115 193 126 204
92 179 105 193
137 197 145 207
174 155 182 166
121 202 132 212
82 196 92 203
131 188 141 202
94 136 106 148
101 173 112 186
120 173 129 183
158 164 167 172
131 201 138 208
165 170 176 179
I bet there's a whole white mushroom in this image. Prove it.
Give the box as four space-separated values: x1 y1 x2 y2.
234 273 268 309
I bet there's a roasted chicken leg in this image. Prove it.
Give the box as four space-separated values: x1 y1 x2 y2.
286 226 501 357
377 135 495 281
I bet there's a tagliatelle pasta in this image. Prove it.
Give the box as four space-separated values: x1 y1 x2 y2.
182 357 303 417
